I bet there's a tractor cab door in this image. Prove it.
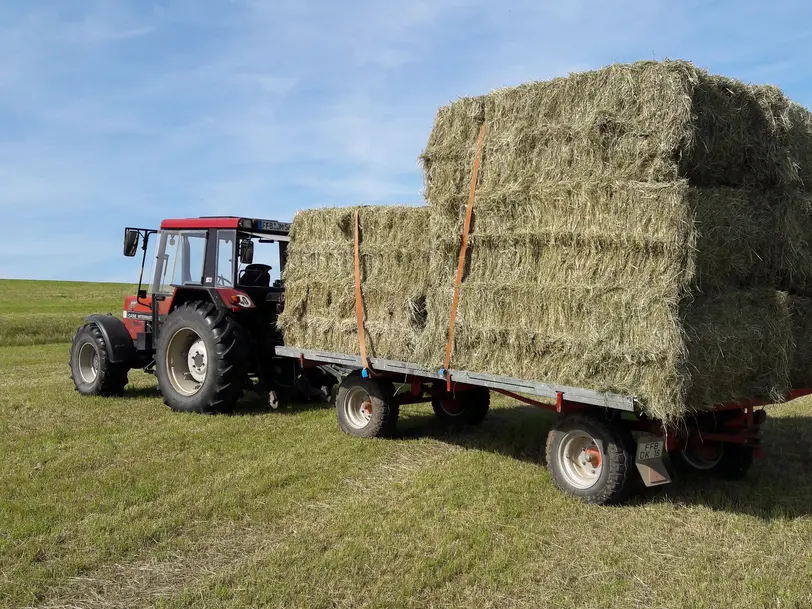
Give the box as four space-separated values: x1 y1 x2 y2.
122 230 207 346
152 230 207 294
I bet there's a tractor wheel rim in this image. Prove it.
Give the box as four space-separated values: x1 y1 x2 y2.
344 386 373 429
187 339 208 383
166 328 206 396
78 342 99 384
558 430 603 490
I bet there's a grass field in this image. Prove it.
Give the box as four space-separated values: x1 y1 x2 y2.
1 279 812 608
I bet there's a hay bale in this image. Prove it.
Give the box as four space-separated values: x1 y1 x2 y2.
278 206 430 362
419 60 812 423
415 185 799 421
422 62 812 202
683 290 792 407
789 295 812 388
279 60 812 423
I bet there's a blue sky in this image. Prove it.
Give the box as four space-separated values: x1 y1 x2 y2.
1 0 810 282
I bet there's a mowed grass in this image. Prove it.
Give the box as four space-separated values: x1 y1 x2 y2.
0 279 137 346
1 280 812 608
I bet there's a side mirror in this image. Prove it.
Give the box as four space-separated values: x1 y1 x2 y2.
240 240 254 265
123 229 139 257
138 289 147 299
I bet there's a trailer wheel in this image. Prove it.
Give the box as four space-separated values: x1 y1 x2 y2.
155 302 248 414
69 324 129 396
545 412 633 505
671 442 754 480
432 387 490 426
336 377 397 438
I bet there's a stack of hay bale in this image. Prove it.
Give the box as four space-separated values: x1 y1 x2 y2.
278 206 430 363
280 60 812 424
419 60 812 423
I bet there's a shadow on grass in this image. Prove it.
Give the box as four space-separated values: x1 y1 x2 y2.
119 383 333 415
120 386 162 400
396 405 812 519
226 393 333 416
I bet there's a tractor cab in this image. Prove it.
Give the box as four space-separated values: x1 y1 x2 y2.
68 216 330 414
125 216 288 298
121 217 290 345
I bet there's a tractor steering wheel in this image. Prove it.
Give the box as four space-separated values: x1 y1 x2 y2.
217 274 233 287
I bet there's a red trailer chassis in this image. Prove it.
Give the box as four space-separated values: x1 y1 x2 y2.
279 346 810 504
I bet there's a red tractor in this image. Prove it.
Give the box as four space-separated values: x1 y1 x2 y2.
69 216 331 412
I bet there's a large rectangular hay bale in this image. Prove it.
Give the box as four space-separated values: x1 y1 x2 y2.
278 206 430 362
423 61 812 197
789 295 812 388
418 60 812 423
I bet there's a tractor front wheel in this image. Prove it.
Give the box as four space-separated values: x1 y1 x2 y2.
69 324 129 396
155 302 248 414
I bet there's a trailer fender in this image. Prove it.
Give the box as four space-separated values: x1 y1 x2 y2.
84 313 136 364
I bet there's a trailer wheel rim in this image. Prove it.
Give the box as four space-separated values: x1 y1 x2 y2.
439 396 464 417
680 441 724 470
344 386 373 429
166 328 206 396
558 429 603 490
77 342 99 384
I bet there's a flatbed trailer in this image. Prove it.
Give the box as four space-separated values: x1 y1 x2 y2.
276 345 812 505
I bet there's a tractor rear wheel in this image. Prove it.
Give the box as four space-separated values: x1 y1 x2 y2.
69 324 129 396
155 302 248 414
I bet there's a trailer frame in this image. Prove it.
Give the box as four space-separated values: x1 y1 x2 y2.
276 345 812 504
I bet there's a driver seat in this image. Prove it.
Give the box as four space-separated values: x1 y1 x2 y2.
239 263 272 287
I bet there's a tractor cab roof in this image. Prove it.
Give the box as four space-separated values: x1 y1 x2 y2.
159 216 290 237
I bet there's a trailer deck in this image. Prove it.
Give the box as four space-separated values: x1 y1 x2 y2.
276 346 636 412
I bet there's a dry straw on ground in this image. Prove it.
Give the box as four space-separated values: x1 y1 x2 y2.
281 60 812 424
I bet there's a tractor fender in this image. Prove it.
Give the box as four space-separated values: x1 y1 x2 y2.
84 314 136 364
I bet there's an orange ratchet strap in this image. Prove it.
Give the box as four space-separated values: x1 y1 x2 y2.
444 122 486 390
354 207 372 375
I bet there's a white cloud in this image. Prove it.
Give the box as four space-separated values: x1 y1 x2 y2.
67 19 155 43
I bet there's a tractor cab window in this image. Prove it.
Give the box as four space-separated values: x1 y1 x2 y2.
150 230 207 294
236 232 280 288
216 230 236 287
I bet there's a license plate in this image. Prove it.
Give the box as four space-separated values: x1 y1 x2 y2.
636 437 664 462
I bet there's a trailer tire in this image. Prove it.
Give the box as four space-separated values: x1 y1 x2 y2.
671 442 754 480
336 377 398 438
69 324 129 396
432 387 490 426
545 412 633 505
155 302 248 414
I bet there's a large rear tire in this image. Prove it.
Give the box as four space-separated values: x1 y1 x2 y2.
69 324 129 396
545 412 634 505
155 302 248 414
